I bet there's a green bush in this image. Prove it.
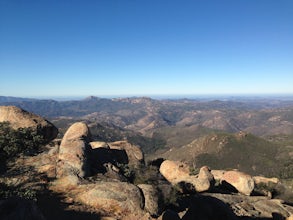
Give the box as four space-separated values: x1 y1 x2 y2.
0 122 45 171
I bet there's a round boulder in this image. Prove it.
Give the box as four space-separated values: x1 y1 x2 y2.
159 160 190 184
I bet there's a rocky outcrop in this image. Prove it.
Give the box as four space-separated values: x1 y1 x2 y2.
0 105 58 143
2 113 292 220
159 160 213 192
56 122 92 178
203 193 293 219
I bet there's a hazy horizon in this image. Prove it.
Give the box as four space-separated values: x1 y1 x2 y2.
1 1 292 97
2 93 293 102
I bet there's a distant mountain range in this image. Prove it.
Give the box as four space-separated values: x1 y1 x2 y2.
1 95 293 178
1 95 293 136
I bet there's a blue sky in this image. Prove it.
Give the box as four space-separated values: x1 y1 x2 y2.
0 0 292 98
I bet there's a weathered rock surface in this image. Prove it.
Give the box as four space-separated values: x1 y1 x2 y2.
75 182 145 218
56 122 91 178
160 161 213 192
159 160 190 184
211 170 226 181
253 175 279 185
222 170 255 195
186 166 214 192
0 105 58 142
203 193 293 219
138 184 160 217
90 141 109 149
108 141 144 166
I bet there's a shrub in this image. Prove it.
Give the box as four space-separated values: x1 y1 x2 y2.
0 122 45 171
0 182 37 201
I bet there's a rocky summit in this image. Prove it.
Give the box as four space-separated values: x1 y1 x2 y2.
0 107 293 220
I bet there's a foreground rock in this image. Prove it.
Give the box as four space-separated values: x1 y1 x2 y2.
222 170 255 195
50 178 146 220
138 184 160 217
56 122 92 178
0 105 58 143
182 195 238 220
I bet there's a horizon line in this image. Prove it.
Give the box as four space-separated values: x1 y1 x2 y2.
2 93 293 101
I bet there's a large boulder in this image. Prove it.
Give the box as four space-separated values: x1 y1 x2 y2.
159 160 190 184
108 141 144 166
160 160 214 192
56 122 92 178
222 170 255 195
75 182 145 218
0 105 58 143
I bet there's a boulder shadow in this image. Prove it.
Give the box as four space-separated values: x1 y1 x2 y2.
90 148 129 174
182 194 238 220
37 191 101 220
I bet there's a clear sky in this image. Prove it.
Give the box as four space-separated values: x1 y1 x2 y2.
0 0 292 98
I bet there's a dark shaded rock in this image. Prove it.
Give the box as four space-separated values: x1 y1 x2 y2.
0 198 45 220
157 209 181 220
138 184 161 217
182 195 238 220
